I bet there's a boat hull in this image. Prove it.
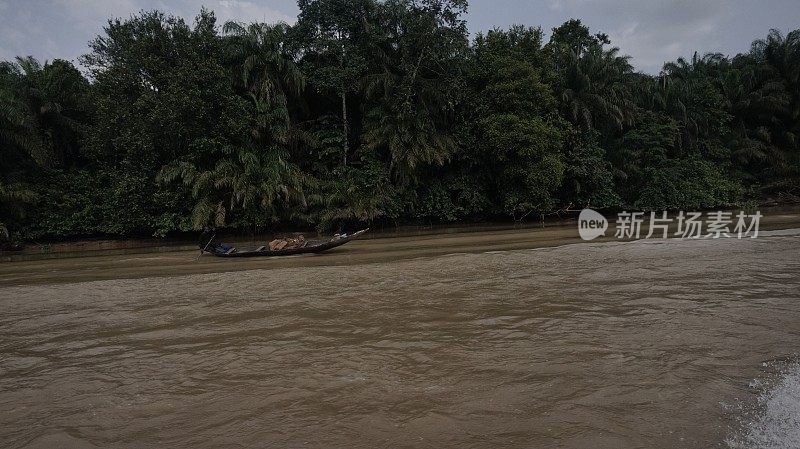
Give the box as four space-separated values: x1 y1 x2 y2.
205 229 368 258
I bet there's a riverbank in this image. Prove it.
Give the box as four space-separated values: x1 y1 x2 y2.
0 220 574 263
3 208 800 287
7 205 800 263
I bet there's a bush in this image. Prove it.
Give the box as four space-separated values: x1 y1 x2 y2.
634 158 744 210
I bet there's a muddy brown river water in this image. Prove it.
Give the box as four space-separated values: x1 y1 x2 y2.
1 228 799 448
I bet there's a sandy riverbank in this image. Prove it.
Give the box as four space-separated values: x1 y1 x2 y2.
2 209 800 287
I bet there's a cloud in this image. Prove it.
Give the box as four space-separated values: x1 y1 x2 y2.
209 0 295 25
55 0 141 22
468 0 797 74
541 0 731 72
0 0 297 64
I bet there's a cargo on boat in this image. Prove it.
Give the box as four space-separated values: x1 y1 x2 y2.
199 229 369 258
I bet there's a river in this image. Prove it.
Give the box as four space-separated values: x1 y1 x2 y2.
1 229 799 448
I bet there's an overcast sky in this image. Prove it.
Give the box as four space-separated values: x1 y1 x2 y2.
0 0 798 74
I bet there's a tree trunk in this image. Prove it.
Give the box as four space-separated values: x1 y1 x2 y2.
341 88 348 166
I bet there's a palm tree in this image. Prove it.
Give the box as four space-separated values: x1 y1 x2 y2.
159 145 308 229
159 22 311 230
753 29 800 91
0 180 37 232
362 69 456 182
360 5 461 183
717 61 787 169
0 60 44 164
559 46 634 132
635 53 735 154
752 29 800 152
0 57 88 168
661 52 728 80
223 21 312 150
0 61 41 239
222 21 305 112
317 165 395 227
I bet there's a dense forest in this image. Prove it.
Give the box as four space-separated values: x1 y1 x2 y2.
1 0 799 242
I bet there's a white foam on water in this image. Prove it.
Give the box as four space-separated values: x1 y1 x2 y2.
728 362 800 449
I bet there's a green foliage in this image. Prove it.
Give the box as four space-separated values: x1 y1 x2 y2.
21 169 184 238
314 159 400 229
158 143 307 230
414 173 489 221
1 6 799 240
634 158 743 211
466 27 568 217
561 132 621 208
361 0 467 182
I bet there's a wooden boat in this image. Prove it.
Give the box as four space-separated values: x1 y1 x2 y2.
200 229 369 258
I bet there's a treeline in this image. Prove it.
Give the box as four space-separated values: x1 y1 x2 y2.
1 0 799 241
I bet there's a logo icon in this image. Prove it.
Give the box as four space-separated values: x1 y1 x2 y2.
578 208 608 241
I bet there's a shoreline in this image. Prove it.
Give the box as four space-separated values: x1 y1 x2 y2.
5 204 800 263
2 210 800 287
0 219 575 263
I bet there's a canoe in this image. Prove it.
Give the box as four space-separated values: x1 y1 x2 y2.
200 229 369 258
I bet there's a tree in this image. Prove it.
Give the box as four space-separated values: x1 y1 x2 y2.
223 21 305 118
744 29 800 191
2 5 800 239
361 0 468 182
159 144 308 229
547 20 634 134
0 57 90 238
466 27 568 218
84 9 276 233
560 130 620 208
547 18 609 60
0 57 90 168
294 0 376 166
0 64 41 165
